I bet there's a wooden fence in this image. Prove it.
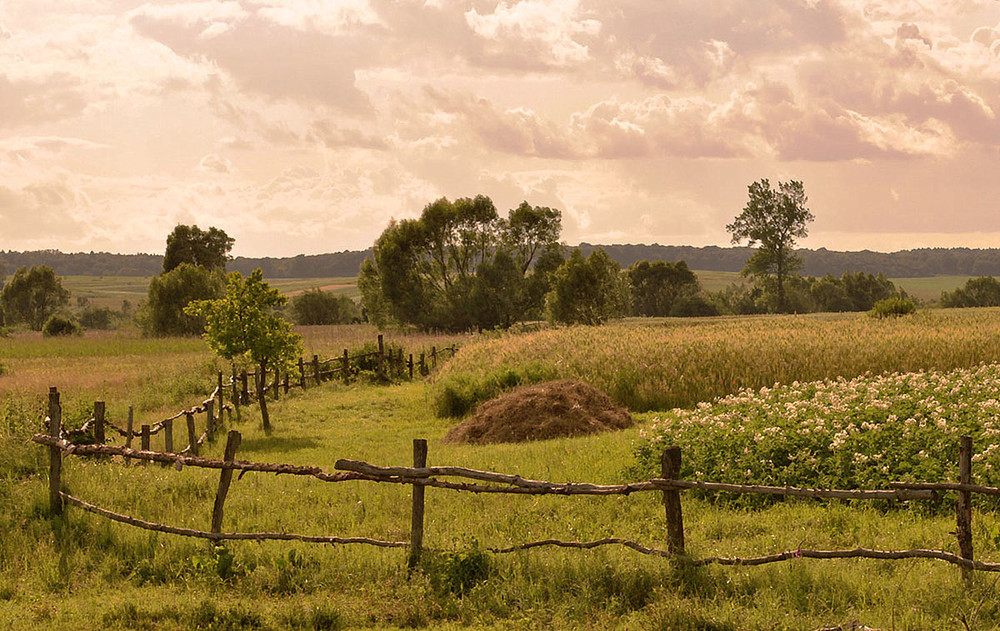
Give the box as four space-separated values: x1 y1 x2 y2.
33 389 1000 575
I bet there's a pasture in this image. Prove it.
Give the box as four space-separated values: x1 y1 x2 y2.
4 314 1000 628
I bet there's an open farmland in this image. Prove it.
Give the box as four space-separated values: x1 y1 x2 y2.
5 314 1000 628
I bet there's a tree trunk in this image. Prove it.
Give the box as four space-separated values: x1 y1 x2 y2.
258 360 271 433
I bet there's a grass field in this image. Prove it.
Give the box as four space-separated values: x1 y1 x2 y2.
5 318 1000 628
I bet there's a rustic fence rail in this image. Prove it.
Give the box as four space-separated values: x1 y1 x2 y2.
32 390 1000 574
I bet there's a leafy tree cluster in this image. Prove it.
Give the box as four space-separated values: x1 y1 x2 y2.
708 271 906 315
0 265 70 330
290 289 359 325
360 196 563 331
626 260 700 317
163 225 235 273
940 277 1000 308
545 249 629 326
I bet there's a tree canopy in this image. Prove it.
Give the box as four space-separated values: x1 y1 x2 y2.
163 225 235 273
139 263 224 336
627 260 699 317
0 265 70 330
185 269 302 432
359 196 563 331
727 179 813 312
545 249 628 326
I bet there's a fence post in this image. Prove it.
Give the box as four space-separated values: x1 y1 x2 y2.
241 371 250 405
206 401 215 443
186 412 198 457
48 387 63 516
408 354 414 380
283 372 289 395
661 446 685 555
420 353 426 375
164 418 174 453
232 369 240 414
298 357 306 388
141 425 150 467
313 355 321 385
125 406 134 466
957 435 974 578
211 431 243 535
408 438 428 570
342 349 349 385
431 346 437 369
94 400 105 445
377 334 385 380
217 371 226 423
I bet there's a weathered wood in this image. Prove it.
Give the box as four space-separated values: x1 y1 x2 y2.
342 349 349 384
431 346 437 369
125 406 134 466
48 387 63 515
661 447 684 554
186 412 198 457
409 438 428 570
240 371 250 404
60 492 407 547
298 357 306 388
283 372 289 394
377 334 385 380
313 355 321 385
408 354 414 380
958 435 974 578
140 425 150 467
420 353 426 375
211 431 242 534
94 400 106 445
217 372 225 422
163 418 173 453
232 369 240 410
207 400 217 442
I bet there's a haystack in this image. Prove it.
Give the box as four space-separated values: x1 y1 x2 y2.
444 379 633 445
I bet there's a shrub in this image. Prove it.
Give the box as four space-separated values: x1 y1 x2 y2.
78 306 116 330
291 289 358 325
42 315 81 337
139 263 224 336
669 294 720 317
869 297 916 319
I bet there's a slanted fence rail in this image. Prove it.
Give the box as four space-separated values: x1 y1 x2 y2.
33 389 1000 575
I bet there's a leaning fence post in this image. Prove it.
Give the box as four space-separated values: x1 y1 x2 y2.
125 406 134 466
164 418 174 453
217 371 226 423
342 349 349 385
957 435 974 578
186 412 198 457
205 400 215 443
94 400 105 445
141 425 150 467
211 430 243 535
661 446 685 555
48 387 63 515
313 355 321 385
408 438 428 570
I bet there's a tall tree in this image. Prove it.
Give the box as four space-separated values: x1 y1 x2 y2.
0 266 70 330
727 179 813 313
163 225 235 273
185 269 302 433
545 249 629 326
140 263 224 336
627 260 699 317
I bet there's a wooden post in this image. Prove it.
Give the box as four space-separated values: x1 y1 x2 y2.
408 354 414 380
661 446 685 555
211 431 242 534
48 387 63 515
377 334 385 380
186 412 198 457
164 418 174 453
298 357 306 388
408 438 428 570
125 406 134 466
217 371 226 422
431 346 437 369
240 371 250 405
313 355 321 385
232 369 240 413
957 435 974 578
283 372 289 395
205 401 215 442
342 349 349 385
141 425 150 467
419 353 426 375
94 400 105 445
397 348 404 377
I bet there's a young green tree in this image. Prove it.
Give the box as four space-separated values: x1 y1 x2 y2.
0 265 70 330
163 224 235 273
727 179 813 313
139 263 224 336
545 249 629 326
185 269 302 432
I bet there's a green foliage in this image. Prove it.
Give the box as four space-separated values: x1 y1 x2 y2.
433 360 557 417
545 249 628 326
42 314 81 337
190 545 244 582
869 297 916 318
78 306 117 330
422 541 492 596
669 294 720 317
0 265 70 330
290 289 358 325
627 260 700 316
139 263 225 336
727 179 813 313
162 224 234 273
941 276 1000 308
360 196 563 331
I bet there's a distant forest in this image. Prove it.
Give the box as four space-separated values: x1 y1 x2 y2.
3 245 1000 279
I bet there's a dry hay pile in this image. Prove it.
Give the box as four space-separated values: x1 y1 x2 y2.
444 379 634 445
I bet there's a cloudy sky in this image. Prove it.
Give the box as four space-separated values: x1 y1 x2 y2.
1 0 999 257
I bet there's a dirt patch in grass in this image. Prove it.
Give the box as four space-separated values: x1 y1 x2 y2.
444 379 634 444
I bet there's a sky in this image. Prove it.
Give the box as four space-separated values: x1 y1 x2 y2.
1 0 999 258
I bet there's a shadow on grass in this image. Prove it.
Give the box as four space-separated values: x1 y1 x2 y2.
237 436 321 454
